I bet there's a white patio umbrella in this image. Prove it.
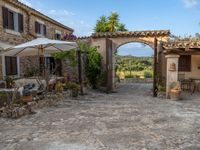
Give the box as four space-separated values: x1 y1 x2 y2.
3 37 77 56
3 37 78 84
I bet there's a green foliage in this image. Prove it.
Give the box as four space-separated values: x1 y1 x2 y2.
66 82 80 90
94 16 109 32
94 12 127 33
116 55 153 72
144 70 153 78
156 74 166 92
24 67 39 78
170 82 181 90
55 81 65 93
117 23 128 32
78 42 102 89
5 76 15 88
85 45 102 89
52 49 77 67
0 92 7 107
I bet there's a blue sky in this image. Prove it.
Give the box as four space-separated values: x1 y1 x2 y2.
19 0 200 56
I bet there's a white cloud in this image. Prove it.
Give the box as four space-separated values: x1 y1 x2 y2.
122 43 149 49
183 0 198 8
18 0 32 7
47 9 75 17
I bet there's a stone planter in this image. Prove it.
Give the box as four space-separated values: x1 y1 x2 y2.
170 89 182 100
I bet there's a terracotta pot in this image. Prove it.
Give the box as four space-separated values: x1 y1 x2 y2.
22 95 33 103
170 89 182 100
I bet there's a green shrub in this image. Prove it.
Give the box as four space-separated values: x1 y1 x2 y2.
66 82 80 90
144 71 153 78
0 92 7 107
125 74 135 78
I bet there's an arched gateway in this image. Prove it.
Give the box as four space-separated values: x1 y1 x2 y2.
83 30 171 96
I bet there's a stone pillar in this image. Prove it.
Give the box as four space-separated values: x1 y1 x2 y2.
165 55 180 98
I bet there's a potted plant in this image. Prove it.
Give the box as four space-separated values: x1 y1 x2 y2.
22 89 32 103
157 84 166 98
66 82 80 97
169 82 182 100
5 76 15 89
55 81 65 93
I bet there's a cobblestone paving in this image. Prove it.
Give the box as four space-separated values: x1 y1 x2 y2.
0 83 200 150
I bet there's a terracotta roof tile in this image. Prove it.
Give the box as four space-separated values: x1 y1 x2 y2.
91 30 170 38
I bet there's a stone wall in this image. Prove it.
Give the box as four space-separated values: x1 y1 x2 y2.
19 56 40 77
62 60 78 82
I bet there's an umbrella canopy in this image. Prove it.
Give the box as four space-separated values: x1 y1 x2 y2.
3 38 78 56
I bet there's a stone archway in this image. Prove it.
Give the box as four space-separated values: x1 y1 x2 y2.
88 30 170 96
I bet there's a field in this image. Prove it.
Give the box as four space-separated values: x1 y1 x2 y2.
115 55 153 79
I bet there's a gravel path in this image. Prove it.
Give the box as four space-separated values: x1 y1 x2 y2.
0 83 200 150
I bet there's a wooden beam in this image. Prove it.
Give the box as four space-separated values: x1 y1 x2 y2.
153 37 158 97
77 49 84 95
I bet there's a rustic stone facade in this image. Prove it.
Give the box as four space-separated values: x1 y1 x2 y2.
62 60 78 82
0 0 75 79
19 56 40 77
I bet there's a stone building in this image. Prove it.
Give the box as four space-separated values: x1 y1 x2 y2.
0 0 74 79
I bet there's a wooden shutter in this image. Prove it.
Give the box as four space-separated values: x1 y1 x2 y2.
5 57 11 75
11 57 17 75
18 13 24 32
5 57 18 76
8 11 14 30
35 21 39 34
2 7 8 28
43 25 46 36
178 55 191 72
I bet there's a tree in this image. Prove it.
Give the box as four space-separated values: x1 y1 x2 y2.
117 23 128 32
94 12 127 33
107 12 119 32
94 16 109 32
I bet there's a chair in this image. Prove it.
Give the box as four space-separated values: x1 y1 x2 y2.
180 79 194 92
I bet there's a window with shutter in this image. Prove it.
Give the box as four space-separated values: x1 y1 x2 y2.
55 33 61 40
35 21 46 36
2 7 23 33
178 55 191 72
2 7 8 28
5 56 18 76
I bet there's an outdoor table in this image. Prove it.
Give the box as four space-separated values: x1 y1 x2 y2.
189 78 200 93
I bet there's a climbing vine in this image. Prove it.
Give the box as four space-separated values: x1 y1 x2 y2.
52 49 77 67
78 42 102 89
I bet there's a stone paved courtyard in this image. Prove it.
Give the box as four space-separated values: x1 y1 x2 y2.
0 83 200 150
